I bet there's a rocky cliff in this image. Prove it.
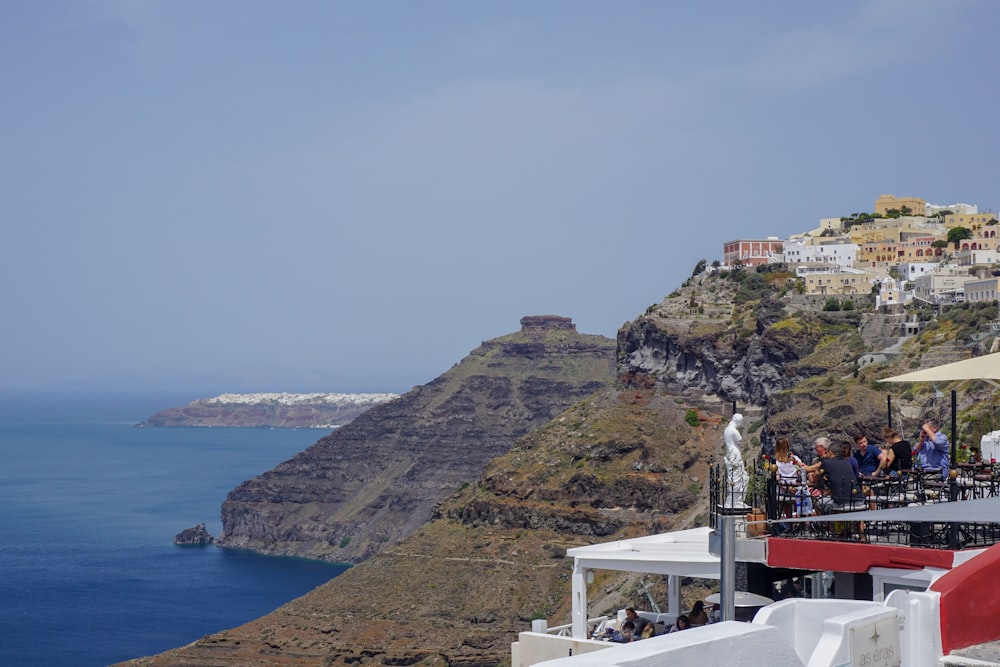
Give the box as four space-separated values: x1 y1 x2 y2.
118 384 720 667
138 392 398 428
118 269 1000 666
215 316 616 563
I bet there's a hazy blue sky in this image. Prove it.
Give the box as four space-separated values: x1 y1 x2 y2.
2 1 998 395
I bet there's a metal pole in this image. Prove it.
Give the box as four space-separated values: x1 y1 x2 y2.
719 513 736 622
887 395 893 430
950 390 959 549
951 390 958 469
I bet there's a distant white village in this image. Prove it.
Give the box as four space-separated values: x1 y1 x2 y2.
722 194 999 311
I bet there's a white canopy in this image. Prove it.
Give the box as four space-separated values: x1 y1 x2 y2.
566 526 720 579
567 527 721 638
881 351 1000 385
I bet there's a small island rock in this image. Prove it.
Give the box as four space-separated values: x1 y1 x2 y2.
174 523 215 546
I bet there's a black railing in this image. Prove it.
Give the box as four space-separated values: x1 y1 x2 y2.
709 463 1000 550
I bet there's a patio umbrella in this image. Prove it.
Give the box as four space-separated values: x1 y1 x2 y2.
881 351 1000 387
704 591 774 607
879 352 999 542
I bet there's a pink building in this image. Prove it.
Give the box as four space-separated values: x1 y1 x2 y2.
722 239 784 267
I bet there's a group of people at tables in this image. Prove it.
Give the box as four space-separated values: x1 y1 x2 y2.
771 420 960 515
595 604 719 642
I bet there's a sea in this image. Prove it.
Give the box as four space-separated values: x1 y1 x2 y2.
0 390 348 667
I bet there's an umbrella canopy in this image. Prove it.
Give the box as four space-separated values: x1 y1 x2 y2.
704 591 774 607
881 351 1000 385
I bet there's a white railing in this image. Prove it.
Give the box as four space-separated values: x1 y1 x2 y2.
543 616 609 637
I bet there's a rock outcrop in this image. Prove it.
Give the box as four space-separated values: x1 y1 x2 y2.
619 289 827 405
138 392 398 429
215 316 616 563
173 523 214 546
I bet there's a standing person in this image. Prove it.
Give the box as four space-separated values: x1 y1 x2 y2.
853 434 882 476
914 419 950 479
878 427 912 475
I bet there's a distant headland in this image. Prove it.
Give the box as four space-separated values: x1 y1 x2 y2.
136 392 399 429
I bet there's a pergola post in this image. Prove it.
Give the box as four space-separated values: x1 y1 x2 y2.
571 560 588 638
668 574 681 618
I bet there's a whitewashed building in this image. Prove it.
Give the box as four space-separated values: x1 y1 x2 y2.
781 239 857 269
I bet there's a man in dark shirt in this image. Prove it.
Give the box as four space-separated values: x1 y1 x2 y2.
817 443 864 512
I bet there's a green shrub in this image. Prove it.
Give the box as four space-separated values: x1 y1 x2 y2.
684 409 700 427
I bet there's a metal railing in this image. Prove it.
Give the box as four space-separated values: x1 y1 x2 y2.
709 462 1000 550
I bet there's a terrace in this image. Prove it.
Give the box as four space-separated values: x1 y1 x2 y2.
712 460 1000 550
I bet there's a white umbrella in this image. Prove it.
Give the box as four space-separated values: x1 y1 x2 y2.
704 591 774 607
881 351 1000 386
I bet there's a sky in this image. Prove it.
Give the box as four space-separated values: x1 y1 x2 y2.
2 1 998 395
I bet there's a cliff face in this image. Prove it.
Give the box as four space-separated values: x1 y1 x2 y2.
216 316 616 563
117 385 720 667
618 288 827 405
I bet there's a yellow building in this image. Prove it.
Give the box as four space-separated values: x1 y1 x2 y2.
941 212 1000 231
799 267 869 296
875 194 926 217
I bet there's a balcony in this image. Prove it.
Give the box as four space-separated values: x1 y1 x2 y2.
709 461 1000 550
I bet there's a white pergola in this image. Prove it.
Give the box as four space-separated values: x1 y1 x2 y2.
565 526 721 638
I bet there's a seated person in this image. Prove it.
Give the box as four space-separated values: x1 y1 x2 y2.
774 436 805 484
688 600 709 626
774 436 813 515
617 620 635 642
816 442 865 512
668 614 690 633
624 608 650 640
877 428 912 476
852 434 882 476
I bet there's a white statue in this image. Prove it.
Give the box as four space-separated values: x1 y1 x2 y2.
723 413 749 508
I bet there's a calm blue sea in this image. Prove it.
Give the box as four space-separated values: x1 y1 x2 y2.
0 391 347 667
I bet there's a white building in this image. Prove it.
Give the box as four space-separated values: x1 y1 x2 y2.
927 202 978 216
912 265 970 303
955 248 1000 266
898 262 937 282
781 239 857 269
875 276 912 309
